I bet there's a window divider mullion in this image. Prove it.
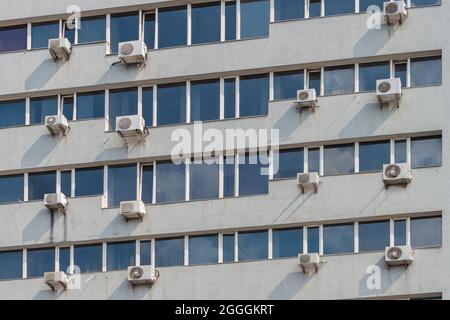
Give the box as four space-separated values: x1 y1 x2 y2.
187 3 192 46
390 139 395 164
71 168 76 197
186 81 191 123
270 0 275 22
390 219 395 246
73 92 78 121
355 142 360 173
136 240 141 266
219 155 224 198
102 242 107 272
220 0 226 42
22 248 27 279
406 218 411 246
268 228 273 260
218 233 224 263
269 72 274 101
184 235 189 266
234 231 239 262
303 227 308 254
155 8 159 49
185 158 190 201
153 85 158 126
152 161 157 204
319 225 324 256
236 0 241 40
354 221 359 253
220 78 225 120
304 147 309 173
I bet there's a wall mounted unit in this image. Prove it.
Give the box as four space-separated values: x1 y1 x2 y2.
376 78 402 107
385 245 413 266
45 115 70 136
128 265 158 285
384 1 408 24
298 253 322 273
120 200 147 221
44 192 68 213
295 89 318 111
48 38 72 61
44 271 68 290
118 40 148 65
297 172 320 193
383 163 412 187
116 115 148 142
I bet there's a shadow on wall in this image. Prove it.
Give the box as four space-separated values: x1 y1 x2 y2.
268 271 313 300
22 208 52 243
100 210 141 239
109 279 150 300
272 102 305 141
25 58 58 91
272 192 314 224
21 133 62 167
353 22 389 57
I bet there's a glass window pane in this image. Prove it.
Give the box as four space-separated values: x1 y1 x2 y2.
394 220 406 246
75 167 103 197
225 2 237 41
62 97 74 121
77 91 105 120
78 16 106 43
108 164 137 207
64 22 75 44
192 2 221 44
239 154 269 196
359 140 390 172
107 241 135 271
410 0 441 7
274 70 304 100
140 240 152 266
394 63 407 88
275 0 305 21
0 174 24 203
224 78 236 119
309 0 322 17
28 171 56 201
30 96 58 125
323 223 354 254
0 25 27 52
156 161 185 203
155 237 184 267
241 0 270 39
239 74 269 117
359 220 390 252
307 227 319 253
74 244 102 273
59 247 70 274
189 234 218 265
324 144 355 175
308 148 320 173
190 160 219 201
308 71 321 95
141 166 153 204
411 136 442 168
142 87 153 127
395 140 407 163
143 13 155 49
324 65 355 95
158 6 187 48
109 88 138 130
27 248 55 278
238 230 268 261
61 171 72 197
411 216 442 248
32 21 59 49
410 56 442 87
275 149 304 179
359 62 390 92
157 83 186 126
325 0 355 16
223 234 235 262
273 227 303 258
224 156 235 198
110 12 139 54
0 99 25 128
359 0 385 12
0 250 22 280
191 79 220 121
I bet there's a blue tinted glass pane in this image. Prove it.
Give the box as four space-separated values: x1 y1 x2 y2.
359 62 390 92
239 154 269 196
191 79 220 121
359 0 385 12
410 57 442 87
159 6 187 48
189 234 218 265
0 251 22 280
28 171 56 200
156 238 184 267
411 136 442 168
323 224 354 254
0 174 24 203
325 0 355 16
157 83 186 126
410 0 441 6
59 247 70 274
308 148 320 173
394 63 407 88
190 161 219 200
32 21 59 49
224 157 235 198
223 234 235 262
108 165 136 207
411 216 442 248
156 161 185 203
27 248 55 277
309 0 322 17
274 70 304 99
324 65 354 95
77 91 105 120
395 140 407 163
107 241 135 271
144 13 155 49
224 78 236 118
273 228 303 258
192 2 221 44
143 87 153 127
241 0 269 38
359 220 389 252
324 144 355 175
0 25 27 52
62 97 74 121
75 167 103 197
109 88 138 130
0 99 25 128
110 12 139 54
74 244 102 273
394 220 406 246
359 140 390 172
64 23 75 44
240 74 269 117
141 166 153 204
79 16 106 43
140 241 152 266
275 149 303 179
308 72 321 95
239 230 268 261
30 96 58 124
275 0 305 21
61 171 71 197
225 2 236 40
307 227 319 253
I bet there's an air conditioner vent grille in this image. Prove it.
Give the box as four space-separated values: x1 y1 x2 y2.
387 247 403 260
299 91 309 100
385 164 401 178
129 266 144 279
298 174 310 184
386 2 399 14
120 43 134 56
300 254 310 264
118 117 133 130
378 81 391 93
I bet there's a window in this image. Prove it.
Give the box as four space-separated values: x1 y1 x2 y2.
411 216 442 248
31 21 59 49
225 1 237 40
157 83 186 126
240 0 270 39
155 237 184 267
275 149 303 179
394 62 407 88
60 171 72 197
324 144 355 175
411 136 441 168
223 234 235 262
239 74 269 117
0 250 22 280
30 96 58 125
77 91 105 120
191 79 220 121
324 0 355 16
75 167 103 197
27 248 55 278
324 65 355 95
223 156 236 198
224 78 236 119
394 220 406 246
238 230 268 261
141 165 153 204
394 140 407 163
74 244 102 273
108 88 138 130
275 0 305 21
273 227 303 258
307 70 321 95
359 62 390 92
0 99 25 128
410 56 442 87
78 15 106 43
108 164 136 207
64 21 75 45
309 0 322 17
156 161 185 203
0 174 24 203
110 12 139 54
359 0 385 12
158 6 187 48
62 96 74 121
192 2 221 44
274 70 304 100
140 240 152 265
239 154 269 196
323 223 354 254
59 247 70 274
142 87 153 127
143 12 156 49
189 234 218 265
307 227 319 253
107 241 135 271
307 147 320 173
359 220 389 252
410 0 441 7
0 25 27 52
359 140 390 172
28 171 56 201
190 159 219 201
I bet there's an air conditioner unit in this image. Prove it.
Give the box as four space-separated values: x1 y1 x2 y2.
385 245 413 266
118 40 148 65
48 38 72 61
384 1 408 24
295 89 318 111
45 115 70 136
44 192 68 212
383 163 412 187
120 200 146 221
44 271 68 290
116 114 147 139
376 78 402 107
298 253 321 273
128 265 158 285
297 172 320 193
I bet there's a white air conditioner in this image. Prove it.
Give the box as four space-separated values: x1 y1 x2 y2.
120 200 146 220
298 253 321 273
48 38 72 61
118 40 148 65
383 163 412 187
295 89 318 111
128 265 158 285
297 172 320 193
44 271 68 290
385 245 413 266
116 114 147 139
376 78 402 107
44 192 68 212
384 1 408 24
45 114 70 136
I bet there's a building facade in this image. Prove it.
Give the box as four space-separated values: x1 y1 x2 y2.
0 0 447 300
